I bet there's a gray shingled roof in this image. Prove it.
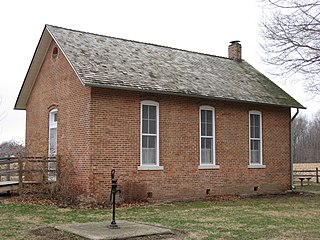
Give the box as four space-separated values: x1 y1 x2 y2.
46 25 303 108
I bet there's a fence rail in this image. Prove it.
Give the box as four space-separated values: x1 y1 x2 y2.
0 156 57 193
293 167 319 183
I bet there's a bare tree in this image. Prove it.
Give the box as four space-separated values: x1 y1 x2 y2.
260 0 320 94
0 140 24 157
292 114 309 163
292 112 320 163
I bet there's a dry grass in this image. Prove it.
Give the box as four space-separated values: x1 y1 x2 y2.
0 183 320 239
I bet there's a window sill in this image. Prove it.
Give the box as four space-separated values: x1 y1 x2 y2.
248 165 266 169
198 165 220 170
138 166 164 171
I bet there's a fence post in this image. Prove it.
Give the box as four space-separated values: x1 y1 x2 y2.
5 159 10 181
18 157 23 195
56 155 59 183
316 167 319 184
42 156 47 183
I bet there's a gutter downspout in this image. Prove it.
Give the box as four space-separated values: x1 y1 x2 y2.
290 108 300 191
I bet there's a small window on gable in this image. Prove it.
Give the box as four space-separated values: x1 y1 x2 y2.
52 47 58 60
249 111 263 165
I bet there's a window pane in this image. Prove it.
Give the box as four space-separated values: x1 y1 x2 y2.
142 148 156 165
201 138 205 149
142 136 147 148
201 110 206 123
201 137 213 164
250 114 260 138
142 120 148 133
53 113 57 122
250 126 255 138
251 150 260 164
206 138 213 149
149 106 156 120
207 123 213 136
49 128 57 156
149 120 156 134
149 149 156 164
251 139 260 150
142 105 148 119
148 136 156 148
254 115 260 127
142 149 149 164
250 140 261 164
201 149 213 164
142 136 157 165
206 110 212 123
255 126 260 138
201 109 213 137
250 114 254 126
201 122 206 136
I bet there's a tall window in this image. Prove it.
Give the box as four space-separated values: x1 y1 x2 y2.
48 109 57 181
141 101 159 166
200 106 215 165
249 111 262 165
48 109 58 156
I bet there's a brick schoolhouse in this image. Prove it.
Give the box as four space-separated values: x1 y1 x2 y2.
15 25 304 203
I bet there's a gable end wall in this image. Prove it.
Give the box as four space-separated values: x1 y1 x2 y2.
25 40 92 197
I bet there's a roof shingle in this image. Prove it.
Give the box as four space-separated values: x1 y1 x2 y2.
41 25 305 108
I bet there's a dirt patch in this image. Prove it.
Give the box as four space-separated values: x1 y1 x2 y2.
0 193 148 209
31 227 187 240
30 227 87 240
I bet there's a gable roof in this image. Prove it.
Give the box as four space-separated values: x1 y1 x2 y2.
15 24 305 110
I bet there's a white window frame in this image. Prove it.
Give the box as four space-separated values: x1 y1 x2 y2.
138 101 163 170
48 109 58 181
199 106 219 169
249 110 265 168
48 109 58 156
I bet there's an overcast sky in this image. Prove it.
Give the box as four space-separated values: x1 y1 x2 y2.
0 0 318 144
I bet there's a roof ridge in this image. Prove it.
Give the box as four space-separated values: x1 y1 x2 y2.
45 24 235 62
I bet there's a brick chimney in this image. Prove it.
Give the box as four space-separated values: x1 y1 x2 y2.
228 40 242 62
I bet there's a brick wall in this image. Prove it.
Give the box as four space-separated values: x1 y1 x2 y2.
90 87 291 202
25 40 292 203
26 41 92 196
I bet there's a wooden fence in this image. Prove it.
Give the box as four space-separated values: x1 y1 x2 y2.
293 167 319 184
0 156 57 194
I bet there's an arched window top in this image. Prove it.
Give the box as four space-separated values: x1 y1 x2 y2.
141 100 159 106
249 110 261 115
200 105 215 111
49 109 58 128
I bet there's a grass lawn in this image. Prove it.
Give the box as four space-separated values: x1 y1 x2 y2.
1 183 320 240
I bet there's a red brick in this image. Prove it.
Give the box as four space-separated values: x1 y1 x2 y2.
25 42 291 203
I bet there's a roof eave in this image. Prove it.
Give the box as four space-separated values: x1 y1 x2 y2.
14 27 52 110
14 25 85 110
85 82 306 109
